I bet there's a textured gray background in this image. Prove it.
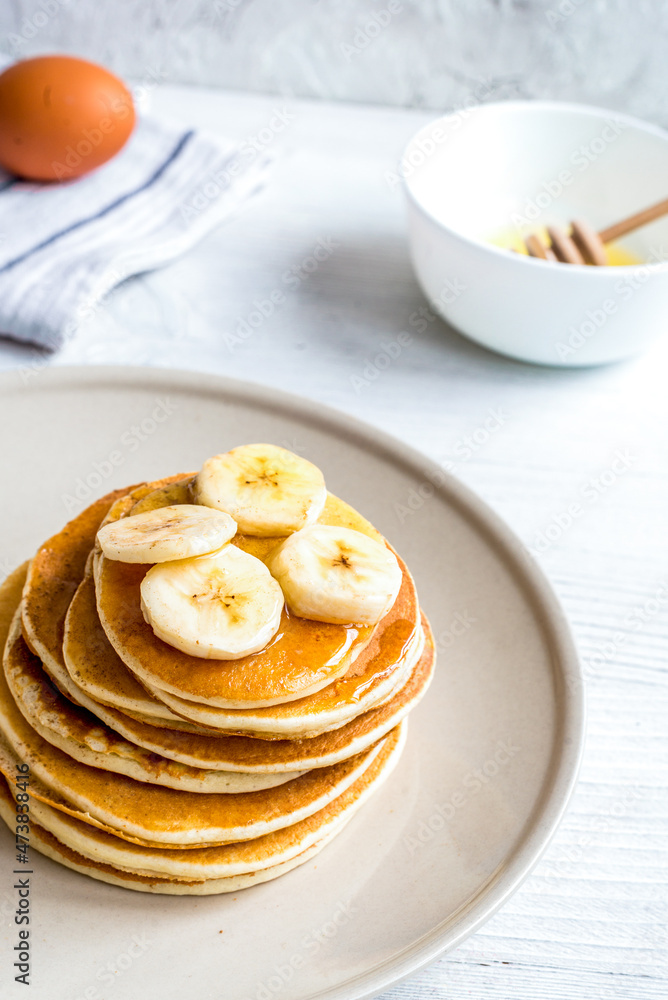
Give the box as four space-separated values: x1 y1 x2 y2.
2 0 668 123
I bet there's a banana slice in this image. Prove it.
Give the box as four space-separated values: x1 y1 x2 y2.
197 443 326 537
140 545 284 659
266 525 402 626
131 476 196 515
97 505 237 564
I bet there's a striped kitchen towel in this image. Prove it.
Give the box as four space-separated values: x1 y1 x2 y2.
0 115 272 350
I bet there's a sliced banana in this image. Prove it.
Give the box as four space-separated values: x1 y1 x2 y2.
97 505 237 564
266 525 402 626
197 443 326 537
131 476 196 515
140 545 284 659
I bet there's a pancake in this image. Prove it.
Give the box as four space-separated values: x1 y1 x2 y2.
0 776 338 894
36 586 434 773
0 654 386 845
69 559 422 737
4 577 303 793
146 624 423 738
63 571 184 723
17 488 259 735
94 483 402 709
22 480 199 726
2 724 404 881
21 487 134 671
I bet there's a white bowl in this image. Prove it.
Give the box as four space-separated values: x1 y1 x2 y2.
402 100 668 366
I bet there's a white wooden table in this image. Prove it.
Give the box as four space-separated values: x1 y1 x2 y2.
1 85 666 999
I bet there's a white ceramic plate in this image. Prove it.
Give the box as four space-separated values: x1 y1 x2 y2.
0 367 584 1000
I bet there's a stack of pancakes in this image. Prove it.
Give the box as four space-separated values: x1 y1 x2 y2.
0 475 434 894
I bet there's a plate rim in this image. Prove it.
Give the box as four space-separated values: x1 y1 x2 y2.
0 364 585 1000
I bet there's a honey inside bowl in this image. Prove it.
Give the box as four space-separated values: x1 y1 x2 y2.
488 227 642 266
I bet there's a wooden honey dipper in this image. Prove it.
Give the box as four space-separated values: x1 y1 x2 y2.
523 195 668 264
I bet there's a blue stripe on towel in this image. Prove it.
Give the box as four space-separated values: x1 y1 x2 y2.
0 130 195 275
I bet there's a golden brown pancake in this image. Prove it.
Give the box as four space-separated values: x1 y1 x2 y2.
68 559 422 737
55 628 431 769
93 486 402 709
1 724 404 881
4 576 302 793
0 774 341 894
21 487 133 674
142 628 421 738
34 584 433 773
63 570 184 723
0 649 386 846
90 592 362 705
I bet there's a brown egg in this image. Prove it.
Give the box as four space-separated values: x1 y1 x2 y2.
0 54 135 182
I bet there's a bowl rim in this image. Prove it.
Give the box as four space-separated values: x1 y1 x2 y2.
401 98 668 275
